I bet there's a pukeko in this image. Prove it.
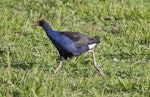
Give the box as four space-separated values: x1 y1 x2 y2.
35 19 106 77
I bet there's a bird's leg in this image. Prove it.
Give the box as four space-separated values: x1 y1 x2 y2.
53 60 63 74
89 50 106 78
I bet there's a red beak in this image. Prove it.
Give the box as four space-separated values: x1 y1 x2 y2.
34 21 39 26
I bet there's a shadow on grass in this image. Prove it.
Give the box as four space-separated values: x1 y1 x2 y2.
11 63 35 70
1 62 35 70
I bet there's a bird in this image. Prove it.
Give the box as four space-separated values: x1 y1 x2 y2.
34 19 106 77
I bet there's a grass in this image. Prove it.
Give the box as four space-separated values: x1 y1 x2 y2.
0 0 150 97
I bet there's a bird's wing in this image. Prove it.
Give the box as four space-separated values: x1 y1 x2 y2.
59 31 100 46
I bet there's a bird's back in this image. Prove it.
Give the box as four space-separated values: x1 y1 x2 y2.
60 31 100 46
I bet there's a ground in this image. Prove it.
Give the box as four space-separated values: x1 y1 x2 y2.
0 0 150 97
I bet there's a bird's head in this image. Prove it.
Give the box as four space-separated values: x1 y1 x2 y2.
34 19 53 30
34 19 45 26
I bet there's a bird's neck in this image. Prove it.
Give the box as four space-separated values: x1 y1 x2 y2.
42 24 53 33
41 24 59 39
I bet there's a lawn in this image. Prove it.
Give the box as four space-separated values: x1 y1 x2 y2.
0 0 150 97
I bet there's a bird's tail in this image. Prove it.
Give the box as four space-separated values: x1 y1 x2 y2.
93 36 100 44
87 36 100 49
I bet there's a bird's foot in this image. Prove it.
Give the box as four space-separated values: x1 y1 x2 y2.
94 65 106 78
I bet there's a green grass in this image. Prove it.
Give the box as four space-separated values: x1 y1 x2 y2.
0 0 150 97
